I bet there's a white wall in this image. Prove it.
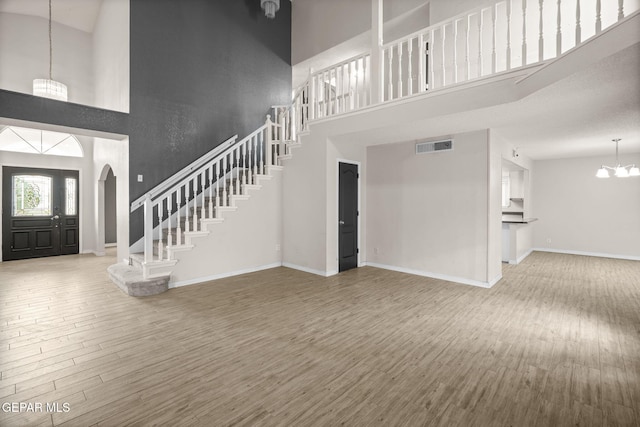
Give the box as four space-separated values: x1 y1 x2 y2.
0 139 95 260
0 13 94 106
93 137 129 263
93 0 130 112
532 154 640 259
292 0 430 65
170 172 283 286
366 130 494 286
282 132 328 274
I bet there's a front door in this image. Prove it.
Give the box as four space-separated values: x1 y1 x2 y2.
2 167 79 261
338 162 358 272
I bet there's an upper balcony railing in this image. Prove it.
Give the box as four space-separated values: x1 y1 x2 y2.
278 0 638 134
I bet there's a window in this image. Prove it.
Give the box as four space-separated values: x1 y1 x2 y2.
0 126 83 157
12 175 52 216
65 178 77 215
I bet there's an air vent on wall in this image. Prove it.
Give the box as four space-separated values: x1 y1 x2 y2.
415 139 453 154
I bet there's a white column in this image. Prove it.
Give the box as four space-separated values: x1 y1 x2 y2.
370 0 384 104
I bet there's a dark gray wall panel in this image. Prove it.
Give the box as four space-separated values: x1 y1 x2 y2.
0 89 129 136
128 0 291 243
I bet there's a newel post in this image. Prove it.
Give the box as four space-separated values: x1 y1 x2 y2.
265 114 273 174
370 0 384 104
143 195 153 265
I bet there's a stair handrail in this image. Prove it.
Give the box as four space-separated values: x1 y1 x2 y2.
136 115 281 269
130 134 238 212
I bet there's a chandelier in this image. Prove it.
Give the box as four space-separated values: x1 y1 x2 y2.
596 139 640 178
33 0 68 101
260 0 280 19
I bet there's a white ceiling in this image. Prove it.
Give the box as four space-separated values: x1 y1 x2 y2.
0 0 104 33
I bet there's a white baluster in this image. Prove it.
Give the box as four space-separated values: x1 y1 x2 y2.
176 187 182 245
235 147 241 194
418 34 426 92
522 0 528 65
184 182 191 233
538 0 544 61
201 171 206 222
214 162 219 211
575 0 581 45
595 0 601 33
429 30 435 88
324 70 330 117
492 5 497 74
453 21 459 83
192 178 198 232
465 17 470 80
187 180 198 231
407 40 413 95
556 0 562 56
388 47 394 100
157 199 163 261
167 194 173 249
618 0 624 20
397 43 403 98
208 165 214 219
506 0 512 70
143 195 153 265
252 135 257 178
478 12 484 77
243 141 249 186
328 69 334 116
362 56 369 105
265 115 272 174
222 155 227 207
441 25 447 86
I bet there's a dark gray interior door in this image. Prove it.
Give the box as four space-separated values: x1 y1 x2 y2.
2 167 79 261
338 162 358 272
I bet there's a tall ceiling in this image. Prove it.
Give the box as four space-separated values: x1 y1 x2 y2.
0 0 104 33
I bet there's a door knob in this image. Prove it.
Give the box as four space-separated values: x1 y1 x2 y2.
339 220 345 225
51 215 60 220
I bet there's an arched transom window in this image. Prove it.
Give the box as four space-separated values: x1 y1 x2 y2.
0 126 83 157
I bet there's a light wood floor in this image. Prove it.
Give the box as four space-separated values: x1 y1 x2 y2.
0 251 639 426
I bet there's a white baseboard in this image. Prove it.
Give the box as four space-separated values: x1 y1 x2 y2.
170 262 283 288
488 273 503 287
364 262 495 288
509 249 534 265
82 250 105 257
282 262 336 277
532 248 640 261
105 243 117 248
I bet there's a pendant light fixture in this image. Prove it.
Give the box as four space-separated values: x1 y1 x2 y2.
261 0 280 19
33 0 68 101
596 139 640 178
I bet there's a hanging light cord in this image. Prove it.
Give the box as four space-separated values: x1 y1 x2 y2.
48 0 53 80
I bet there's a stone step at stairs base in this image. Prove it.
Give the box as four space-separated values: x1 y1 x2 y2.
107 263 170 297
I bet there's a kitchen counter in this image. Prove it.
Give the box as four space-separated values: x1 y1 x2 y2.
502 217 538 224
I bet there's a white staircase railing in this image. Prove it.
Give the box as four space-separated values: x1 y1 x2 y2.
131 115 281 275
290 0 637 118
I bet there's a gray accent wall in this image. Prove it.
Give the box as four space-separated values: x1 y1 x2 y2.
105 168 117 244
129 0 291 243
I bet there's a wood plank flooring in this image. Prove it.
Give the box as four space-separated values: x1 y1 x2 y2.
0 251 639 426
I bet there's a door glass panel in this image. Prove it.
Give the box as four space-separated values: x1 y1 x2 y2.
65 177 77 215
12 175 52 216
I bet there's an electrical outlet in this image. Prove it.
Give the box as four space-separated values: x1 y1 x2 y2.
546 237 552 244
137 174 143 182
373 247 379 254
